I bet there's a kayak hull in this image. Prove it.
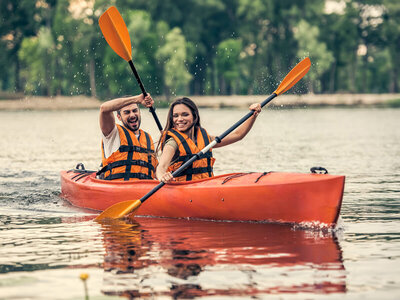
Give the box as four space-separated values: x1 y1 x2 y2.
60 169 345 226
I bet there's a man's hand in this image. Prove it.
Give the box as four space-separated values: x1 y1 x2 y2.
139 93 154 108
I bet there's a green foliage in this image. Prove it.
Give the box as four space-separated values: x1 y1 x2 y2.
1 0 399 97
18 27 54 95
294 20 334 93
156 27 192 97
216 39 243 94
0 0 43 91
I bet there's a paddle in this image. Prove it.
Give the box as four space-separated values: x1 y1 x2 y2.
94 57 311 221
99 6 163 131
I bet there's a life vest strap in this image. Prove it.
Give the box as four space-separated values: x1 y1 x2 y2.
98 159 155 180
174 151 213 163
119 145 154 154
199 127 210 145
107 159 155 171
104 172 153 180
144 131 153 178
169 129 192 154
179 166 213 176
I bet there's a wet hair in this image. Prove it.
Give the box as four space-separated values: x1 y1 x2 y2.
156 97 201 153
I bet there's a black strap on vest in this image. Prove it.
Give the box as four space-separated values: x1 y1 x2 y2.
180 166 213 176
199 128 212 177
169 128 213 180
119 145 154 154
121 126 135 181
175 151 213 163
170 129 192 154
169 128 193 180
101 159 155 172
144 131 153 178
105 172 153 180
103 126 154 181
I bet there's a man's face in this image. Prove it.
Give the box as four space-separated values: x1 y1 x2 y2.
117 103 141 133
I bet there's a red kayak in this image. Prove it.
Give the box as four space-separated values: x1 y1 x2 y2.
60 166 344 227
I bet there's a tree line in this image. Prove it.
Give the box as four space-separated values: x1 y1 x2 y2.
1 0 399 100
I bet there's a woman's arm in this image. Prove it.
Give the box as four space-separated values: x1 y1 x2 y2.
156 144 176 183
212 103 261 148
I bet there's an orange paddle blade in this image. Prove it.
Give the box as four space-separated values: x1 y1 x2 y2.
95 199 142 221
99 6 132 61
274 57 311 95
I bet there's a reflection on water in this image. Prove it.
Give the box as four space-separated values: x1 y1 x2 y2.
0 108 399 299
98 217 346 298
0 212 104 274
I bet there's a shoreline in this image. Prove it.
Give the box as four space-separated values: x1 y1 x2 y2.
193 93 400 108
0 94 399 111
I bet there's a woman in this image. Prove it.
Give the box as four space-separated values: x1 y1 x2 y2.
156 97 261 183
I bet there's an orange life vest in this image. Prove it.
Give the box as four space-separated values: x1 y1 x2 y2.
163 127 215 181
101 125 158 181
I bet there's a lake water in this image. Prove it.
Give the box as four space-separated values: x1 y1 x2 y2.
0 106 399 299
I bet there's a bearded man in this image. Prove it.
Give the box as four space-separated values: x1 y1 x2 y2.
98 94 158 181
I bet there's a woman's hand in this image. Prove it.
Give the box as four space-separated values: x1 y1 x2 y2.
159 171 174 183
249 103 261 117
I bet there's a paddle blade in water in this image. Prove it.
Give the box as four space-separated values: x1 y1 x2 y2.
95 199 142 221
99 6 132 61
274 57 311 95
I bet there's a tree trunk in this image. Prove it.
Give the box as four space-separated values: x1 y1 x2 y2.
56 58 61 96
329 60 336 93
213 58 221 95
391 67 399 93
211 60 216 95
361 45 368 93
164 84 170 101
219 77 226 95
349 53 357 93
89 58 97 98
309 79 314 94
14 58 21 92
45 50 52 96
390 43 399 93
227 81 232 95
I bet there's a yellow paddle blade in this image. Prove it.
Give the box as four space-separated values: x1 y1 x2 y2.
95 199 142 221
274 57 311 95
99 6 132 61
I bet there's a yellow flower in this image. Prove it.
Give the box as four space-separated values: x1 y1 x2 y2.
79 273 89 281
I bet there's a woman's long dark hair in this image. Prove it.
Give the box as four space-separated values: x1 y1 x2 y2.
156 97 201 153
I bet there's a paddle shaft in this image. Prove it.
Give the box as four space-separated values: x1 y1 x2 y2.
138 92 277 205
128 60 163 131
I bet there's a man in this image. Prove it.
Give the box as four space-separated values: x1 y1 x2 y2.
98 93 158 181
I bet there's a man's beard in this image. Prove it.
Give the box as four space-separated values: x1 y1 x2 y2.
123 117 141 132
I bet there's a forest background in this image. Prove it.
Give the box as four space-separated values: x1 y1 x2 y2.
1 0 399 101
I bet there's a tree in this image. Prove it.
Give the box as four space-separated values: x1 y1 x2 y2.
381 0 400 92
0 0 42 92
2 0 399 96
102 10 161 98
236 0 324 94
156 27 192 98
216 38 243 94
294 20 334 93
18 27 55 95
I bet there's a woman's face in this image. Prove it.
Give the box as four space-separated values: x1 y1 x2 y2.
172 104 194 133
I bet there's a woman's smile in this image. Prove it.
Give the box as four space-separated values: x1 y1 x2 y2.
172 104 194 133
